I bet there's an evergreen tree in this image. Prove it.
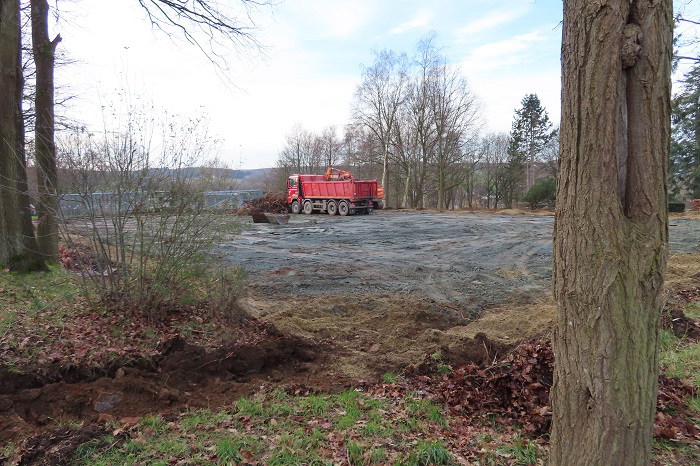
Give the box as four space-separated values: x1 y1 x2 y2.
508 94 554 191
671 63 700 199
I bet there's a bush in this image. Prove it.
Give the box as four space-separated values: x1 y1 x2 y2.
59 97 245 320
523 177 556 208
668 202 685 213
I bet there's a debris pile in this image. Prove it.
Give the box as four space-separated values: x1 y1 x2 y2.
655 375 700 441
409 338 699 442
237 194 288 215
692 199 700 211
421 338 554 435
59 244 115 276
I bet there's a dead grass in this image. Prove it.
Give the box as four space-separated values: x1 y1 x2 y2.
666 253 700 290
669 211 700 219
447 297 556 344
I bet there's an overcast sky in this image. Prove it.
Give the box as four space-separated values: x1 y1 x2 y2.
55 0 697 170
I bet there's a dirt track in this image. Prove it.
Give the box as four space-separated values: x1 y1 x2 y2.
224 211 700 313
224 212 555 316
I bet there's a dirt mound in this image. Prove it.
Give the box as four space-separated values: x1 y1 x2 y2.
662 308 700 340
408 333 513 375
0 333 321 444
411 339 699 442
10 425 109 466
663 287 700 339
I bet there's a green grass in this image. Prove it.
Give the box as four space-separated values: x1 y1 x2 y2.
659 326 700 388
408 440 455 465
405 397 449 428
72 390 454 465
383 372 399 384
495 436 545 465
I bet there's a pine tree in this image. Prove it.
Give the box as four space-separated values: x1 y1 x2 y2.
509 94 554 191
671 63 700 199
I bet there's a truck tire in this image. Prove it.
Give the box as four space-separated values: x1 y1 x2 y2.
303 200 313 215
291 200 300 214
338 200 349 216
327 200 338 216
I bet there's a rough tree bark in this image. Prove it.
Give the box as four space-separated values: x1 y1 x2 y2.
32 0 60 262
0 0 23 264
551 1 672 465
1 0 44 270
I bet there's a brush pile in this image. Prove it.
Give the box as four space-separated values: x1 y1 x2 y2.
237 194 289 215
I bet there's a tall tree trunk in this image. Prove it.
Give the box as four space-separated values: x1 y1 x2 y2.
381 145 389 208
32 0 60 262
402 164 411 208
0 0 22 265
0 0 44 270
551 1 671 464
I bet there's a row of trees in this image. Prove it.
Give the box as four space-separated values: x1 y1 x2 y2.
275 34 557 209
0 0 271 269
275 58 557 211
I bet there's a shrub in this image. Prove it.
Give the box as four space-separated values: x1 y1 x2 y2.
59 97 245 320
668 202 685 213
523 177 556 208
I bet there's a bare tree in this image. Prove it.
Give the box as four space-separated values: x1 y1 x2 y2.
31 0 60 262
277 123 319 175
479 133 509 209
429 59 482 209
405 34 440 209
137 0 277 70
318 125 341 168
353 50 409 209
551 1 671 464
0 0 44 270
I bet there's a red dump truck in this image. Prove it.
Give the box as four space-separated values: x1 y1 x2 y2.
287 168 380 216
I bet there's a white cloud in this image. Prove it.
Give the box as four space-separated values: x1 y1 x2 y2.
455 5 530 40
389 9 434 35
293 0 376 39
460 31 547 72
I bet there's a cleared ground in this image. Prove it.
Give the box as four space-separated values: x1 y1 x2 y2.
221 211 700 378
227 211 699 304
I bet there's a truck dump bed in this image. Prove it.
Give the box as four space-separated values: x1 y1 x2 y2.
299 176 378 201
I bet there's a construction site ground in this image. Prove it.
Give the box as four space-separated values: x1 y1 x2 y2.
224 210 700 381
2 210 699 458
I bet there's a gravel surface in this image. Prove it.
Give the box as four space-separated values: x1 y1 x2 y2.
221 211 699 317
60 210 698 318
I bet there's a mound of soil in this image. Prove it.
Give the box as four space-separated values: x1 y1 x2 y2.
10 425 109 466
0 332 321 444
663 287 700 340
408 332 513 375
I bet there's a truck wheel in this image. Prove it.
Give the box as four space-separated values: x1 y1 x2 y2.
327 200 338 216
338 200 349 216
303 200 313 215
291 200 300 214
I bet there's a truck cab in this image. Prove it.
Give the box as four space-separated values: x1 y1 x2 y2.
287 175 301 213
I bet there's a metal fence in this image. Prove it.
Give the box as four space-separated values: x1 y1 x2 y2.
59 190 264 218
